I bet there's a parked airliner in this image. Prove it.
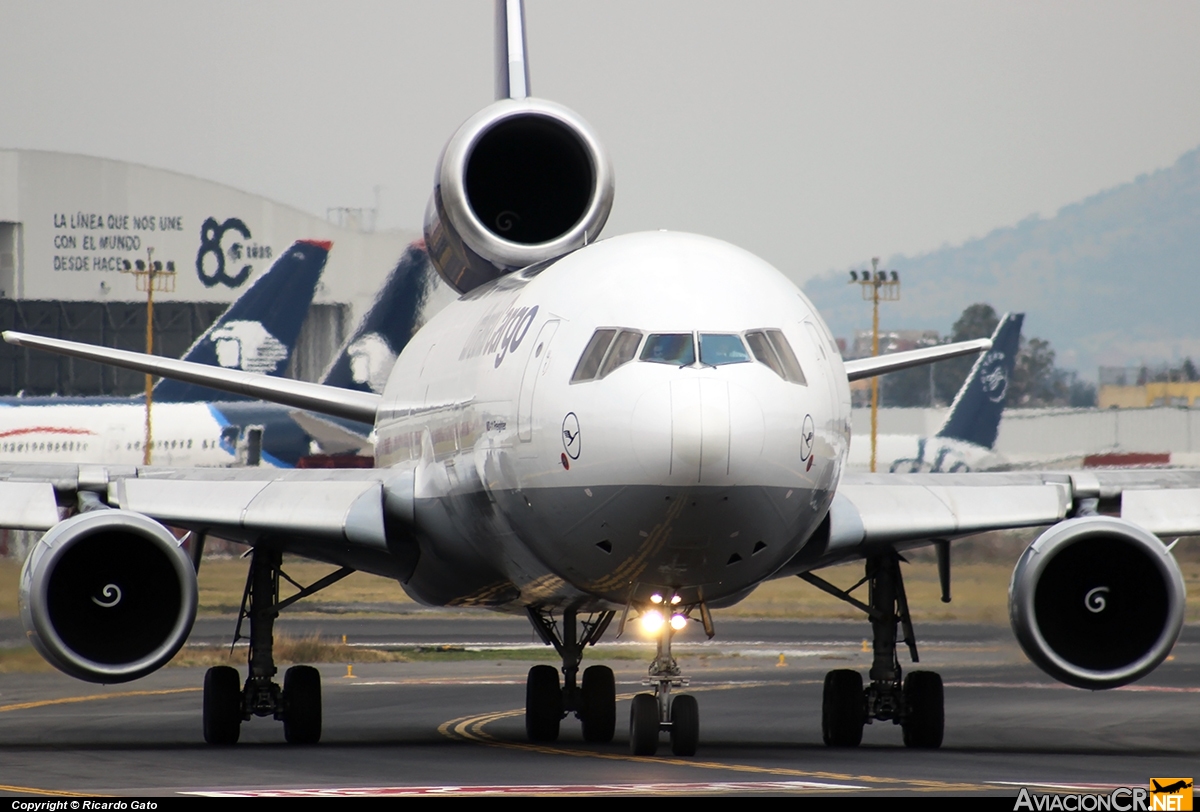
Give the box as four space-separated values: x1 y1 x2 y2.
0 1 1192 760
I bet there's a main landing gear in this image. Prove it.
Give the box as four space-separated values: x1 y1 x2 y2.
202 547 353 745
525 608 618 744
801 551 944 749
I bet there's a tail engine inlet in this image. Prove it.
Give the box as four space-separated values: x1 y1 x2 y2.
20 510 198 683
1009 515 1185 689
425 97 614 294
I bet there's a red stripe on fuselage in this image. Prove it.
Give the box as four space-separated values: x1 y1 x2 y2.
0 427 97 438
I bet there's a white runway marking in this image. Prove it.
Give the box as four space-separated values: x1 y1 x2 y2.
186 779 864 796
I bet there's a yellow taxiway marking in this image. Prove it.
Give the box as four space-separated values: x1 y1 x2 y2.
0 687 200 714
0 784 100 797
438 681 991 794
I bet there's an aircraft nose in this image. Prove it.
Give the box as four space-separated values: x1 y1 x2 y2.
631 378 763 485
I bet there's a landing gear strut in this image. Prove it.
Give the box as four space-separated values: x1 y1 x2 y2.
525 608 617 743
202 547 353 745
801 551 944 749
629 599 702 757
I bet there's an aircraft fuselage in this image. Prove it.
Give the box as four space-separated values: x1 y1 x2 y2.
375 231 851 611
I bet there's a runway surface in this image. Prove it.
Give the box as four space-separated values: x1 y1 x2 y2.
0 616 1196 797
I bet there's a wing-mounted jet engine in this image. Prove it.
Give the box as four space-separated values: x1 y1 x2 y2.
1009 515 1186 689
423 0 614 294
19 509 197 683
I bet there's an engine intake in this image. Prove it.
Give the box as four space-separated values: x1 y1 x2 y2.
20 510 198 683
425 97 614 293
1009 515 1185 689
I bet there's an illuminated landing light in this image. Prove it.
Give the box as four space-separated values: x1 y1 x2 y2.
650 593 663 604
641 609 665 634
670 595 682 605
670 614 687 631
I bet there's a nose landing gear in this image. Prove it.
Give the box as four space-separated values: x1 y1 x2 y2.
524 608 617 743
802 551 944 749
628 597 704 757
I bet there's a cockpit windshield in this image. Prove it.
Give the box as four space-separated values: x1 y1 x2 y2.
699 334 751 366
640 333 695 366
571 328 644 383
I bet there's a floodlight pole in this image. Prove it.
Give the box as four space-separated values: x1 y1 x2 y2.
143 247 156 465
849 257 901 472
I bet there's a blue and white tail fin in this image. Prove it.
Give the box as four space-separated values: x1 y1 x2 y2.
934 312 1024 450
320 241 432 393
153 240 331 403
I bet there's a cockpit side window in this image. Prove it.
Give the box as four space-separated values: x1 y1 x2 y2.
699 333 751 366
746 329 807 384
571 329 616 383
640 333 695 366
598 330 643 378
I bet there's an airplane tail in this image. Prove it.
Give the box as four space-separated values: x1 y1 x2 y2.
320 242 432 393
934 312 1024 450
153 240 331 402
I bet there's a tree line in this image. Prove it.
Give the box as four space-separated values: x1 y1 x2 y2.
878 303 1097 408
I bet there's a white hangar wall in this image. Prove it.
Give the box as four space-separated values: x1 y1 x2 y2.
0 149 420 391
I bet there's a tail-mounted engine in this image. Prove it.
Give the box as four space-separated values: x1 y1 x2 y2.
425 98 615 294
20 510 198 683
1009 516 1185 689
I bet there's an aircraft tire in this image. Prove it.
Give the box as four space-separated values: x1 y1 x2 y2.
525 665 563 742
629 693 660 756
580 665 616 743
902 671 944 749
203 666 242 745
669 694 699 757
283 665 322 745
822 669 864 747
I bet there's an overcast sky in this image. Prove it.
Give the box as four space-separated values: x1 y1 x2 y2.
2 0 1199 285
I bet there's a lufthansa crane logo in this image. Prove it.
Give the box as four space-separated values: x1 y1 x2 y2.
562 412 581 460
800 414 815 471
91 584 122 608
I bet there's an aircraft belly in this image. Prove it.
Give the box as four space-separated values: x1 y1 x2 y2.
494 483 820 606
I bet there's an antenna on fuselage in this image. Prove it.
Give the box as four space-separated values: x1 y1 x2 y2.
495 0 530 100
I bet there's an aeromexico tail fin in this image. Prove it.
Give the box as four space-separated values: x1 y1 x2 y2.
320 242 431 393
495 0 530 100
153 240 331 403
935 312 1024 449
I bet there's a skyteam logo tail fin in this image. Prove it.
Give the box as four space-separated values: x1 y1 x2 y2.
934 312 1024 450
321 241 432 393
154 240 331 403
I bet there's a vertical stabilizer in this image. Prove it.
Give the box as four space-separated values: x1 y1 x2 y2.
934 312 1024 449
153 240 330 403
495 0 530 100
320 242 432 393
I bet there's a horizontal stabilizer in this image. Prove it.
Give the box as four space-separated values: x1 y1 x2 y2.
289 411 373 455
3 331 379 424
844 338 991 382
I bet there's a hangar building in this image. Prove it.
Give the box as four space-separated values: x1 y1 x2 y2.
0 149 419 396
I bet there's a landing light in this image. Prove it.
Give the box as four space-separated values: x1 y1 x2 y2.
670 595 682 605
641 609 665 634
650 593 663 604
670 614 687 631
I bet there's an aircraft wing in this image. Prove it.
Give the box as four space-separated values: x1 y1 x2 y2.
782 468 1200 572
0 462 414 578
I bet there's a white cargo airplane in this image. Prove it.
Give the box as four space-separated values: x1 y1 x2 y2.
0 1 1191 758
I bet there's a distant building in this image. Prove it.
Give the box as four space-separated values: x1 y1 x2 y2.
0 149 418 395
1097 365 1200 408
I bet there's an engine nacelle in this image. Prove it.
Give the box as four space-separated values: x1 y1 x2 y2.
1009 515 1185 689
425 97 614 294
20 510 198 683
